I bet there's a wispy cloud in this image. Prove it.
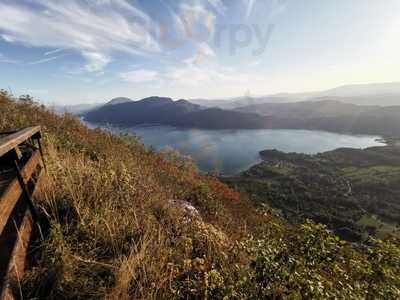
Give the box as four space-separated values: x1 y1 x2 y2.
206 0 227 15
269 0 289 18
243 0 289 19
244 0 257 19
0 0 160 72
0 0 272 79
120 61 265 90
0 53 19 64
28 54 66 65
44 48 64 56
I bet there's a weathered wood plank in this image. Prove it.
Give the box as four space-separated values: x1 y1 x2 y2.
0 286 14 300
0 126 44 300
0 209 33 300
32 168 45 197
0 172 14 198
0 151 41 235
0 127 41 157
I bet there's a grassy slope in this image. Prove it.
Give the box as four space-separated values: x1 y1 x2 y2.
1 91 400 299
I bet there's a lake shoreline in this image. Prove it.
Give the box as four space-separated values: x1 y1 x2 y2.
84 120 385 176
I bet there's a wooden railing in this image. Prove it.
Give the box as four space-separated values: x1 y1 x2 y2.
0 126 45 300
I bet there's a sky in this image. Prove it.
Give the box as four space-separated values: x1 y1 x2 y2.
0 0 399 105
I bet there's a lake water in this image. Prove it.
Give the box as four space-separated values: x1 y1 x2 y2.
86 123 384 175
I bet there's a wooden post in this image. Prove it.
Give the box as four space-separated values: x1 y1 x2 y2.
0 126 45 300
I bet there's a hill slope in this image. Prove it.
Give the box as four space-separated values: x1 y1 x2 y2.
224 146 400 242
1 91 399 299
236 100 400 136
84 97 270 129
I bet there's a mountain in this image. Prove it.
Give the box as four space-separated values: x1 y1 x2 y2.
270 82 400 100
85 96 400 136
85 97 400 135
52 103 102 115
171 107 271 129
85 96 202 125
53 82 400 118
235 100 400 136
322 82 400 97
235 100 365 118
51 97 132 115
191 82 400 108
302 95 400 107
104 97 133 106
190 96 292 109
85 96 270 129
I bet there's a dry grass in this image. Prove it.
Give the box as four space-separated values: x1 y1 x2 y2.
0 92 272 299
1 91 399 299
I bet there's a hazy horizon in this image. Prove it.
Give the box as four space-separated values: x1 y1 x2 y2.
1 0 400 104
49 81 400 107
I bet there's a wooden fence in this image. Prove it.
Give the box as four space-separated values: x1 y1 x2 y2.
0 126 45 300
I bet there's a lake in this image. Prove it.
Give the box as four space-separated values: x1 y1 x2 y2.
86 124 384 175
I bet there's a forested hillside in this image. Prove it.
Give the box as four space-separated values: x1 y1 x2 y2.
1 91 399 299
224 147 400 242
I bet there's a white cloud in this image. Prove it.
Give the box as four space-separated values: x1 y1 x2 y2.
0 0 160 72
185 43 216 66
121 60 265 90
120 69 160 83
178 3 217 45
81 52 111 72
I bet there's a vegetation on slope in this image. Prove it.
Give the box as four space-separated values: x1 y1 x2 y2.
1 91 400 299
224 148 400 242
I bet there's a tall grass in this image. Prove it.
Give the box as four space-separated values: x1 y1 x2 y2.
1 91 399 299
0 92 261 298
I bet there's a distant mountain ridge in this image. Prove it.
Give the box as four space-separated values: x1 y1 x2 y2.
54 82 400 115
236 100 400 136
322 82 400 97
84 96 271 129
84 96 400 135
52 103 101 115
105 97 133 106
191 82 400 108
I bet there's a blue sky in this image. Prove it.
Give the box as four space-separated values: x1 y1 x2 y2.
0 0 399 104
